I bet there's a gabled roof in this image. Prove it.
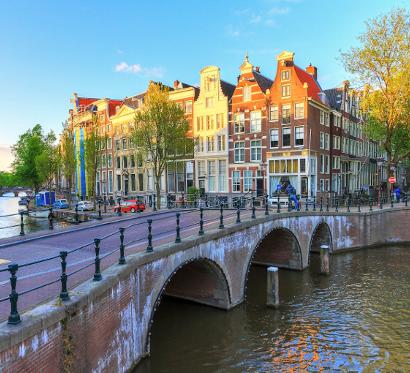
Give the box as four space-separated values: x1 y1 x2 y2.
253 71 273 93
123 93 145 109
294 65 322 102
220 80 236 99
323 88 343 110
108 99 123 116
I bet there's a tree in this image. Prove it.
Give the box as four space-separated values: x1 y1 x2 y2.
83 114 102 204
0 172 17 189
131 82 190 209
341 8 410 191
12 124 57 192
60 124 76 203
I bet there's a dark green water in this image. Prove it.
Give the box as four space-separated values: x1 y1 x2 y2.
136 246 410 372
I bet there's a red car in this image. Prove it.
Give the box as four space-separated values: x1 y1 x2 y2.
113 200 145 213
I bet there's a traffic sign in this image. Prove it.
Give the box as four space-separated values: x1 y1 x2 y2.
388 177 396 184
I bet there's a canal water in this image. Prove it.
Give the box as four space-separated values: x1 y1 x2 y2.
136 246 410 372
0 196 69 239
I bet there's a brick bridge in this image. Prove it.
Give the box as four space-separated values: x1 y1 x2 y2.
0 207 409 372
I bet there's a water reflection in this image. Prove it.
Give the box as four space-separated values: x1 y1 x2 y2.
136 247 410 372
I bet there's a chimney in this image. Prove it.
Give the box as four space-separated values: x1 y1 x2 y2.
306 63 317 81
255 66 260 73
173 80 180 89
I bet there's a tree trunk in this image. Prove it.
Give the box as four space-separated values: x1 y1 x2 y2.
387 153 394 196
155 179 161 210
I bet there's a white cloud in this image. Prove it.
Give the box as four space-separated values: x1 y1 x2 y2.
114 62 164 78
267 7 290 15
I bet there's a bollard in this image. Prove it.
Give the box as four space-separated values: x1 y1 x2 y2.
103 195 107 213
97 200 102 220
175 213 181 243
288 196 292 212
59 251 69 301
347 196 351 212
198 208 204 235
119 227 126 265
117 197 122 217
266 266 279 308
93 238 102 281
390 194 394 208
236 206 241 224
358 198 361 212
75 204 79 224
305 197 309 212
19 211 24 236
265 195 269 216
405 193 408 207
252 197 256 219
335 198 339 212
7 264 21 325
146 219 153 252
277 195 281 214
320 197 323 212
219 205 224 229
313 197 316 212
48 207 54 230
326 197 329 212
320 244 330 275
369 197 373 211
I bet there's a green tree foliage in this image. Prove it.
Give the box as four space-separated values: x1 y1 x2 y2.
341 8 410 184
12 124 57 192
131 82 191 208
0 172 17 188
60 124 76 203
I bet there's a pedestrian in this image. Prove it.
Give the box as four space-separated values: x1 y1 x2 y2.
286 183 299 210
394 185 401 203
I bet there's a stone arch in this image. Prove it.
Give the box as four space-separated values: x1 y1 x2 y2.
309 221 333 255
145 257 231 351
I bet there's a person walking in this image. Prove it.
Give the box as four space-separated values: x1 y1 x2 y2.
394 185 401 203
286 183 299 210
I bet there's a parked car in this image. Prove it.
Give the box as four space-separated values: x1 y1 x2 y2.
53 199 69 209
113 200 145 213
77 201 94 211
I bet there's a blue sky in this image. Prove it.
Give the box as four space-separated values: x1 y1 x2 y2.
0 0 409 152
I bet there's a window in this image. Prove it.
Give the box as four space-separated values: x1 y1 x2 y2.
244 170 252 192
320 154 325 173
101 138 106 150
206 97 214 108
108 171 113 193
122 138 127 150
116 157 121 169
295 103 304 119
185 101 192 114
333 135 340 150
270 129 279 148
137 154 143 167
320 111 324 125
115 140 120 151
217 135 226 151
198 160 206 177
216 113 223 129
107 154 112 168
106 137 112 149
282 104 291 124
281 70 290 81
196 117 200 132
234 113 245 133
131 174 136 191
218 160 226 191
206 75 215 91
101 154 106 167
250 111 261 132
295 126 304 146
234 141 245 162
300 159 306 173
282 127 291 147
130 155 135 168
250 140 262 161
270 105 278 121
243 86 251 101
122 156 128 169
325 133 330 150
199 137 204 152
138 173 144 191
325 113 330 126
320 132 324 149
332 156 340 169
206 116 211 130
325 155 329 173
207 136 214 152
232 171 241 192
117 174 121 191
208 161 216 192
281 84 290 97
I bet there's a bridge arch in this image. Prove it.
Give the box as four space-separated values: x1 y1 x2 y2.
309 221 333 256
145 257 231 351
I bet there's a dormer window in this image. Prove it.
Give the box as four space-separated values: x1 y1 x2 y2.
243 86 251 101
281 70 290 81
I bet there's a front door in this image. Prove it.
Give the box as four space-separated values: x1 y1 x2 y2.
124 178 129 196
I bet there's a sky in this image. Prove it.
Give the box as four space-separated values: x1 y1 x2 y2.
0 0 409 169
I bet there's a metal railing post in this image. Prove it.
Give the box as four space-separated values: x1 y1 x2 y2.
103 196 107 213
379 195 383 209
175 213 181 243
97 200 102 220
7 264 21 325
287 196 291 212
236 206 241 223
319 197 323 212
326 197 329 212
335 198 339 212
390 194 394 208
369 197 373 211
59 251 69 301
19 211 24 236
252 197 256 219
405 193 408 207
146 219 153 252
313 196 316 212
93 238 102 281
219 205 224 229
119 228 126 264
153 194 157 212
75 204 79 224
198 208 204 235
305 196 309 212
48 207 54 230
358 197 361 212
347 196 351 212
265 195 269 216
277 195 281 213
117 197 122 217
